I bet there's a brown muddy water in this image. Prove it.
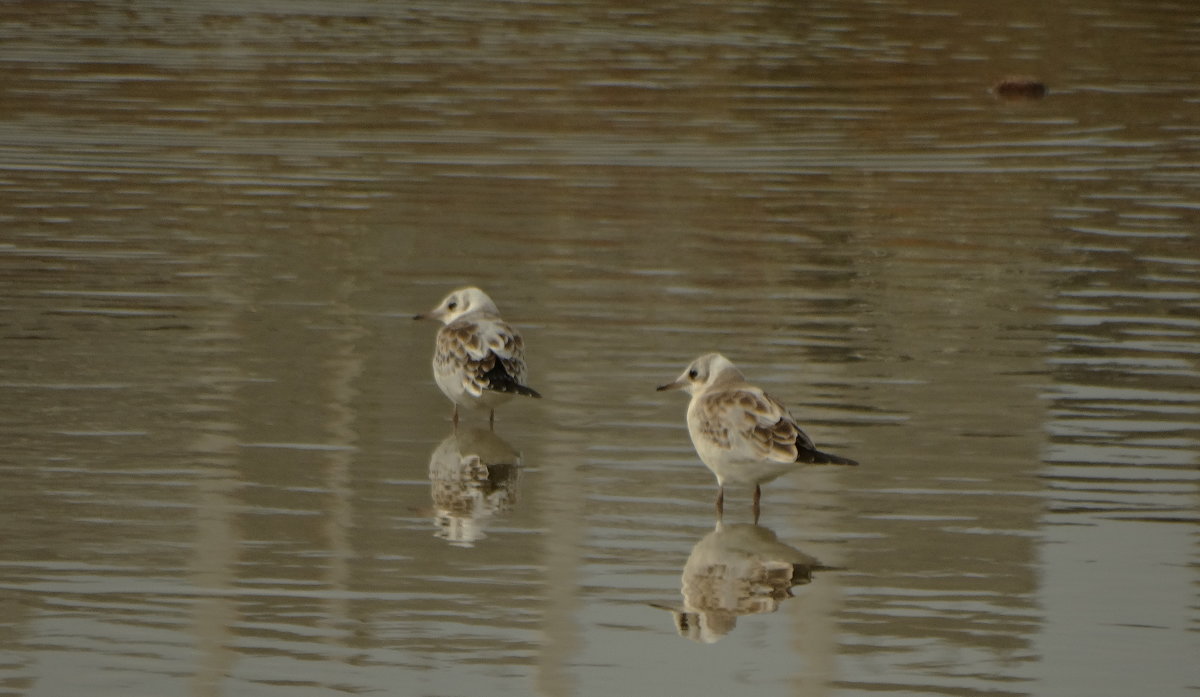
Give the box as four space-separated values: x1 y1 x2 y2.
0 2 1197 696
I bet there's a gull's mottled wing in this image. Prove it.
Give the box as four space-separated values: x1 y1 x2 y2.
435 317 537 398
695 388 809 464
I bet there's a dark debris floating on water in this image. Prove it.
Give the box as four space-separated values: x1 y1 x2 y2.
991 76 1048 99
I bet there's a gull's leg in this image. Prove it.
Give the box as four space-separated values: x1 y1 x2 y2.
452 405 459 429
715 486 725 518
489 409 495 430
753 485 762 524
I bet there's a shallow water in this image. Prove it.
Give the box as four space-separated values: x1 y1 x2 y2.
1 1 1198 696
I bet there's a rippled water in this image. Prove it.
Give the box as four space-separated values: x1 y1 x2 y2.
1 1 1198 696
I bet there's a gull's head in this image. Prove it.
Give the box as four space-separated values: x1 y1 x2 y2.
414 287 499 324
671 609 735 644
647 604 733 644
656 353 743 396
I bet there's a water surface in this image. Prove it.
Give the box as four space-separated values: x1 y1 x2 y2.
1 2 1198 696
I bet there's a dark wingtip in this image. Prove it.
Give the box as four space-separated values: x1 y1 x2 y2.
486 381 541 398
478 353 541 398
800 449 859 466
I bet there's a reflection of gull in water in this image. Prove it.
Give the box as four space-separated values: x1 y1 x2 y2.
656 522 831 643
428 427 521 547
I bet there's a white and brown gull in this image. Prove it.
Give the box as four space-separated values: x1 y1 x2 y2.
658 352 856 518
414 287 541 427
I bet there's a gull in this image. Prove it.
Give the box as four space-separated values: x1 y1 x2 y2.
657 352 857 519
414 287 541 427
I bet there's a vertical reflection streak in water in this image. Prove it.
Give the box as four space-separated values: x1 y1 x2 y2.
787 481 848 697
532 433 584 697
316 287 366 660
186 265 248 697
832 169 1056 693
188 406 241 697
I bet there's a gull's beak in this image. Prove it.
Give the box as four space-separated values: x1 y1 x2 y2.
656 379 684 392
412 313 426 320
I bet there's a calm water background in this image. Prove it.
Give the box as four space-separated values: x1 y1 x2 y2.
1 1 1198 696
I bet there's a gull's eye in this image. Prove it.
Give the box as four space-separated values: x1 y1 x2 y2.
688 369 699 379
447 301 458 310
